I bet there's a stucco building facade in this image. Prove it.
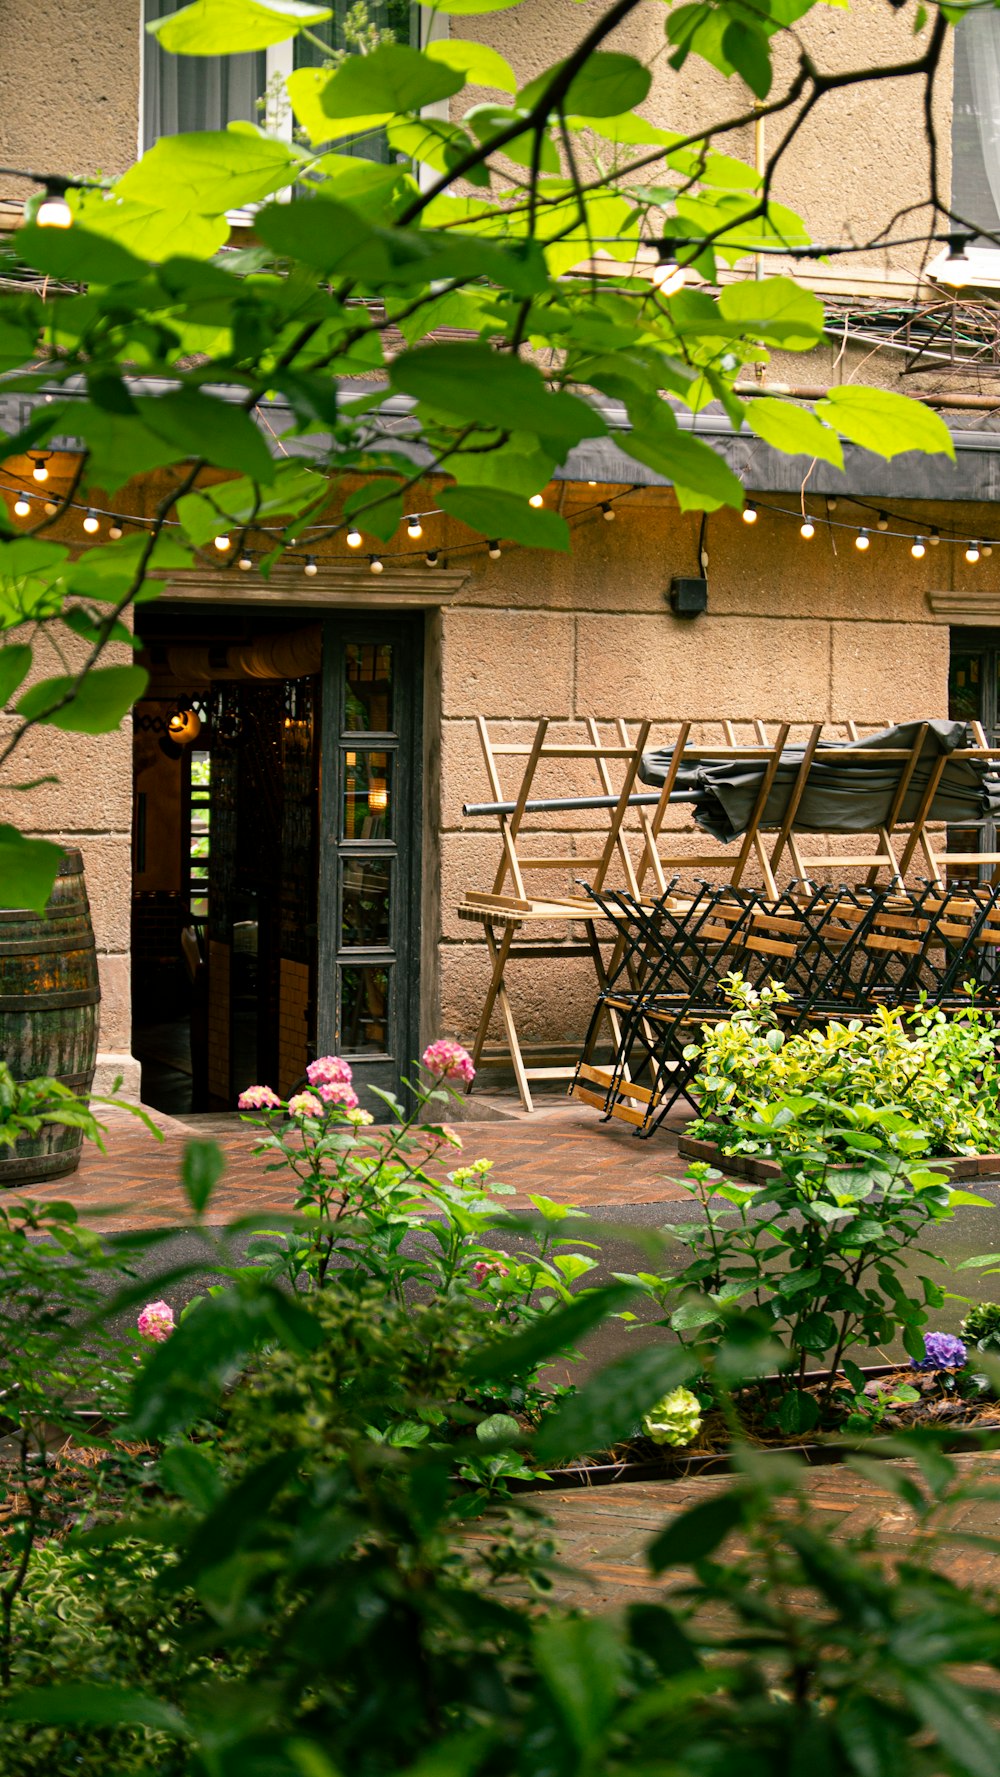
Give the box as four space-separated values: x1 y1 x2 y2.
2 1 1000 1110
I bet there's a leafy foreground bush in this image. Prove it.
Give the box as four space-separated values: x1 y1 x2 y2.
687 978 1000 1159
1 1054 1000 1773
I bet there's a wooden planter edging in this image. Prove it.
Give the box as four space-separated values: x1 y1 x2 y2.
677 1134 1000 1183
510 1363 982 1493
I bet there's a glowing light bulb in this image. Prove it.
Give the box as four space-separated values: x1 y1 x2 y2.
528 493 544 508
911 537 926 559
213 532 231 552
83 508 100 534
13 493 30 518
601 503 615 521
651 253 687 296
406 516 423 539
966 541 981 564
304 556 318 576
855 528 870 551
742 502 758 525
346 526 363 548
238 551 253 571
369 555 384 575
108 519 123 540
36 193 72 229
31 457 49 483
488 541 501 560
800 520 815 540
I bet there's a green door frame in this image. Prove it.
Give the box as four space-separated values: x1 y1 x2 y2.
317 616 424 1111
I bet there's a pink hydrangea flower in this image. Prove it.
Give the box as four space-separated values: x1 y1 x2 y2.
307 1054 353 1088
287 1091 324 1119
238 1084 281 1111
138 1300 175 1342
471 1259 509 1287
317 1081 360 1111
421 1039 476 1086
429 1125 463 1150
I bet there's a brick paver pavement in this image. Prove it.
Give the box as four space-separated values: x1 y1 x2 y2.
18 1106 696 1230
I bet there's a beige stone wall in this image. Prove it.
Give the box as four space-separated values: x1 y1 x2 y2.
0 0 141 196
433 484 986 1054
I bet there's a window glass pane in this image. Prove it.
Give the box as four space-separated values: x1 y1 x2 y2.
342 858 392 948
342 749 393 839
143 0 265 147
340 964 390 1053
293 3 414 160
952 12 1000 241
344 643 394 732
949 653 981 723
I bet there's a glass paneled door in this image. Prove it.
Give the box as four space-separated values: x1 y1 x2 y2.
318 620 423 1112
948 630 1000 877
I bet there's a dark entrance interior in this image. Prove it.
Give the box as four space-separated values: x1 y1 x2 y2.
949 628 1000 873
131 607 421 1117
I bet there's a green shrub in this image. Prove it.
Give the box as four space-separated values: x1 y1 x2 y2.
687 977 1000 1158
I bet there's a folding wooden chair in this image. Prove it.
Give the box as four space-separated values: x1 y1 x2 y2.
457 716 650 1110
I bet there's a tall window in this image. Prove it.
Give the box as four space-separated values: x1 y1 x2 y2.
142 2 420 152
952 9 1000 243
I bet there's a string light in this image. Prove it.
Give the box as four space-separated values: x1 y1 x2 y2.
108 518 124 540
13 493 30 517
855 528 870 551
83 508 100 534
929 527 940 546
406 516 423 539
43 499 57 516
303 555 318 576
369 554 383 575
651 242 687 296
826 498 838 513
238 549 253 571
36 192 72 229
600 502 615 521
425 548 439 566
800 519 815 539
346 526 362 548
742 502 758 525
966 541 981 563
30 456 49 483
911 537 926 559
528 493 544 508
876 511 889 531
984 545 994 557
487 540 501 559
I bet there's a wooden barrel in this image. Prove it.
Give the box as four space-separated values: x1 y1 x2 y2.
0 850 101 1186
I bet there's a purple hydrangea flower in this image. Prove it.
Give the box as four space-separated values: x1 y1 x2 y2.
911 1331 968 1371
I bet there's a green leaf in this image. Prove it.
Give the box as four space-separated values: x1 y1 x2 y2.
341 485 404 543
836 1693 908 1777
534 1344 698 1462
138 390 275 481
716 276 824 348
118 128 298 213
173 1451 301 1585
425 36 517 93
181 1138 224 1216
464 1283 635 1384
534 1616 625 1748
521 53 651 118
147 0 332 54
617 423 745 512
815 387 956 460
16 223 146 287
744 397 844 468
320 43 465 121
648 1490 745 1572
16 665 149 734
900 1672 1000 1777
0 644 33 708
0 827 63 914
439 486 570 551
390 342 604 446
158 1443 224 1513
776 1388 821 1434
475 1412 521 1445
626 1603 701 1676
722 19 773 99
0 1684 189 1735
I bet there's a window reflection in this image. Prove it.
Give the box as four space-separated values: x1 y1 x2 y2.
342 860 391 949
342 750 392 839
345 643 393 732
340 965 390 1055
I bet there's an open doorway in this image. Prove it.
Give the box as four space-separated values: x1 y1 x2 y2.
131 606 423 1118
